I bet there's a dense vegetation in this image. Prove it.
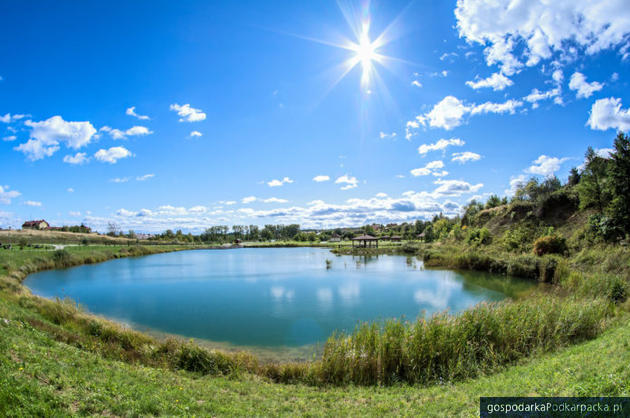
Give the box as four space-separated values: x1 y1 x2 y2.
1 134 629 413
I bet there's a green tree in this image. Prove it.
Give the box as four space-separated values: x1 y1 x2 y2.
577 147 612 212
609 132 630 236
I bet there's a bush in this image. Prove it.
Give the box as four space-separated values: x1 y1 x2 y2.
466 227 492 245
533 235 567 256
52 249 73 267
177 344 236 376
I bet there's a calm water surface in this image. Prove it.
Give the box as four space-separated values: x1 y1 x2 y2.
25 248 532 349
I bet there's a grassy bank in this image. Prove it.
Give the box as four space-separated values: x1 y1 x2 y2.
1 291 629 416
0 243 624 386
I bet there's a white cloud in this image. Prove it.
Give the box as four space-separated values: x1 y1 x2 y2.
0 113 28 123
313 175 330 182
421 96 469 130
552 70 564 84
267 177 294 187
452 152 482 163
411 80 422 88
2 135 16 142
136 174 155 181
379 131 397 139
63 152 90 165
94 146 133 164
335 175 358 190
587 97 630 131
100 125 152 140
242 196 257 204
456 1 630 73
169 103 206 122
69 211 81 217
523 88 561 108
0 185 20 204
568 72 604 99
433 179 483 197
465 72 513 91
110 177 130 183
126 106 150 120
596 148 614 158
24 200 41 207
410 160 444 177
526 155 569 177
470 99 522 115
67 188 74 193
418 138 465 155
189 131 202 137
410 96 522 132
16 116 96 160
263 197 288 203
611 72 619 82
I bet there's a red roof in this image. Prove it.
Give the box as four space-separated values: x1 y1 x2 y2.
22 220 48 227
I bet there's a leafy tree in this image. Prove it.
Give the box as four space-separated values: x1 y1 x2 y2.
485 195 502 209
577 147 612 212
568 167 581 186
608 132 630 237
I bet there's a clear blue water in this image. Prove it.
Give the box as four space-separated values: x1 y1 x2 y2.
24 248 532 349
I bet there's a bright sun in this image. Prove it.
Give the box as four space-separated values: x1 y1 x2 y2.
348 23 383 87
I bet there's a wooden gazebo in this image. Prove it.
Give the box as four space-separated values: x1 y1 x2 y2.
352 234 379 248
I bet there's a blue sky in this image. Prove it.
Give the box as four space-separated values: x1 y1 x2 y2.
1 0 629 232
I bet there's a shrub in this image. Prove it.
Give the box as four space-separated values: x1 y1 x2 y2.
52 249 73 267
533 235 567 256
466 227 492 245
177 344 236 376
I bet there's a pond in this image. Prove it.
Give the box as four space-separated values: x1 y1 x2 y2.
25 247 533 352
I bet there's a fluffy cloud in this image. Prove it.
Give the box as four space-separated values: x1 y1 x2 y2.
263 197 288 203
94 146 133 164
0 185 20 204
419 96 469 130
136 174 155 181
335 175 358 190
169 103 206 122
418 138 464 155
63 152 90 165
126 106 150 120
110 177 129 183
100 125 152 140
242 196 257 204
505 174 528 196
452 152 481 163
523 88 561 108
411 96 522 131
455 0 630 73
526 155 569 177
16 116 96 160
568 72 604 99
24 200 41 207
410 160 444 177
379 131 397 139
465 72 513 91
0 113 28 123
313 175 330 182
411 80 422 88
267 177 294 187
433 179 483 196
587 97 630 131
189 131 202 137
2 135 16 142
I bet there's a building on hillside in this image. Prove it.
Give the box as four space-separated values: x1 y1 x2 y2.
22 220 49 230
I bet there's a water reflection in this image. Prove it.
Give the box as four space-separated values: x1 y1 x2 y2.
25 248 535 349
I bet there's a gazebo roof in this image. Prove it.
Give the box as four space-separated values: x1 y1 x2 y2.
352 234 378 241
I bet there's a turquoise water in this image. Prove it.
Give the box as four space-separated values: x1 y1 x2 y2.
24 248 532 349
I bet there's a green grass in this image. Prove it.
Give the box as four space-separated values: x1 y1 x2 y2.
1 293 629 416
1 240 629 414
